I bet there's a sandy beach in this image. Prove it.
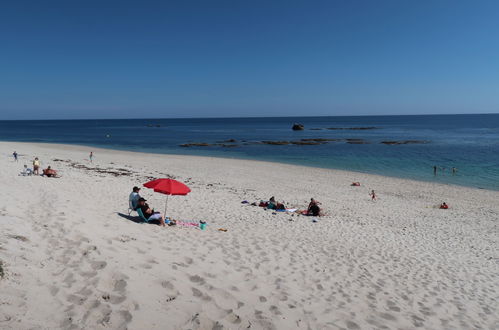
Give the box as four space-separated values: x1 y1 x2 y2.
0 141 498 330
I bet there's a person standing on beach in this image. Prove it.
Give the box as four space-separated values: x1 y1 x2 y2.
13 151 18 162
370 190 377 201
33 157 40 175
89 152 93 163
433 165 437 176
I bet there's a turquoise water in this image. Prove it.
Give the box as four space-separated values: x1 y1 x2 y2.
1 114 499 190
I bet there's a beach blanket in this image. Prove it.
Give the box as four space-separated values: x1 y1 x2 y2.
275 208 298 212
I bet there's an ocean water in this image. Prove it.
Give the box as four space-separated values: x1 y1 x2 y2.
1 114 499 190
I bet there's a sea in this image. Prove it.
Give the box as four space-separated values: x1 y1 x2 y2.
1 114 499 191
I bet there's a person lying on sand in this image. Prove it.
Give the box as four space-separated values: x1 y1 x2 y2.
307 198 322 216
351 182 361 186
43 166 58 178
440 202 449 209
136 197 166 226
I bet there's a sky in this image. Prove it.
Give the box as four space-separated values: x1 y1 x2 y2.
1 0 499 119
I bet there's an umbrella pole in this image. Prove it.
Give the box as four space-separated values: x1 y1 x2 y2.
164 194 169 217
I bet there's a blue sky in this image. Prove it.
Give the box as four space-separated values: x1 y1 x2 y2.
1 0 498 119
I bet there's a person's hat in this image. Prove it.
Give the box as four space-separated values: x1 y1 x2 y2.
133 186 141 191
138 197 146 202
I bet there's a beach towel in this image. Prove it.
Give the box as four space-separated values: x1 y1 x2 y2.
275 208 298 212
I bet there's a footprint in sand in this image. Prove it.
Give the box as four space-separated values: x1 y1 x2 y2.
91 261 107 270
113 279 127 293
189 274 205 285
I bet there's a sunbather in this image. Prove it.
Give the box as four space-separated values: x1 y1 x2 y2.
43 166 58 177
267 196 285 210
136 198 166 226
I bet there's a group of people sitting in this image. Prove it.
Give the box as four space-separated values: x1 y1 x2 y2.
258 196 286 210
256 196 323 216
20 164 58 177
129 186 173 226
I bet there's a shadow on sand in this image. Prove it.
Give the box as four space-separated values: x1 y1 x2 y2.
116 212 160 225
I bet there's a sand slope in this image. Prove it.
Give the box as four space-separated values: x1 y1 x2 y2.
0 142 498 330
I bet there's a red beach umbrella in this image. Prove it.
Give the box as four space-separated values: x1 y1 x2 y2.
143 178 191 215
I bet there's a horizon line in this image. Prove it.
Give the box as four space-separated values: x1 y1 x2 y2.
1 112 499 121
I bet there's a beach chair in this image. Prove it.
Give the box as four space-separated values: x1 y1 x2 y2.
128 199 137 215
136 208 151 223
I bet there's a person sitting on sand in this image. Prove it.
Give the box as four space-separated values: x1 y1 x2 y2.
440 202 449 209
267 196 285 210
267 196 277 209
351 182 360 186
20 164 33 176
129 186 141 210
307 198 322 216
136 198 166 226
43 166 58 178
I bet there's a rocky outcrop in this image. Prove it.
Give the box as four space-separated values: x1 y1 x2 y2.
346 139 370 144
381 140 429 145
292 124 305 131
261 141 290 145
301 138 338 142
179 143 212 147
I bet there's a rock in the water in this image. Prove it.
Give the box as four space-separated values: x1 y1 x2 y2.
262 141 291 145
290 141 323 145
292 123 305 131
301 138 338 142
381 140 429 145
179 143 212 147
346 139 370 144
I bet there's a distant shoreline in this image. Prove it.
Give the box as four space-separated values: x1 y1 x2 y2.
2 140 497 193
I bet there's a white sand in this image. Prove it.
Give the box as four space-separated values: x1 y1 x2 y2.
0 141 498 330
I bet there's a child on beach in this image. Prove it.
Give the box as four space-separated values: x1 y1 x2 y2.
20 165 33 176
89 151 93 162
33 157 40 175
440 202 449 209
370 190 377 201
